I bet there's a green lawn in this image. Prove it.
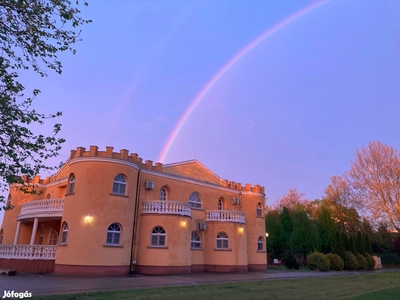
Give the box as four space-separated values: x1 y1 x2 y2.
34 271 400 300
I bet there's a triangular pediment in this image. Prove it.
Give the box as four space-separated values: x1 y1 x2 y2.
162 160 222 185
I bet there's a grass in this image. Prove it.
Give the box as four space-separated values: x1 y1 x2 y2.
33 271 400 300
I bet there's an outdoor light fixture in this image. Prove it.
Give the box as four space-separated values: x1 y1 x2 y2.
86 214 90 222
266 232 269 238
239 227 244 233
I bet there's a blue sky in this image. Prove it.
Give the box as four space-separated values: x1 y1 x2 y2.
2 0 400 223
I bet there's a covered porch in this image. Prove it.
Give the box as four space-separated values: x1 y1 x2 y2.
0 198 64 273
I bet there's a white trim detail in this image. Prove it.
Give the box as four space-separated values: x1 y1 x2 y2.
142 201 191 217
0 244 57 260
206 210 245 224
17 199 64 221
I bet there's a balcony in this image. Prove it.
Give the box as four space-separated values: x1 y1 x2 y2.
206 210 245 224
17 199 64 221
142 200 191 217
0 244 57 260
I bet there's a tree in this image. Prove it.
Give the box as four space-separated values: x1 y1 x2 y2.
333 230 346 260
272 188 309 213
347 141 400 231
290 209 320 253
356 231 366 255
279 206 293 249
317 206 336 253
0 1 91 209
265 211 286 258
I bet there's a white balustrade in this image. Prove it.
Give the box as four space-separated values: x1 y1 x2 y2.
206 210 246 224
0 245 57 260
17 199 64 220
142 201 191 217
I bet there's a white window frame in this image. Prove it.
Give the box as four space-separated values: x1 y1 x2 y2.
106 223 121 245
256 203 262 217
159 187 167 201
68 175 75 194
151 226 166 247
216 232 229 249
189 192 201 209
191 231 201 249
218 198 223 210
60 222 68 244
48 229 58 245
258 236 264 251
112 174 127 195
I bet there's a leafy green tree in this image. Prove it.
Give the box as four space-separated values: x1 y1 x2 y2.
290 209 320 253
317 206 336 253
0 0 91 209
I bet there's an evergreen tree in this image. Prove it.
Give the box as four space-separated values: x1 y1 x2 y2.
342 232 350 251
333 231 346 259
364 233 373 255
265 211 286 258
357 231 366 255
279 206 293 250
290 209 320 253
317 206 336 253
350 235 357 255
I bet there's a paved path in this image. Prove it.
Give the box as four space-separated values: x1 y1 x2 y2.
0 269 398 297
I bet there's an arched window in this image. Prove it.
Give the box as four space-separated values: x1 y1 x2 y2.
61 222 68 244
218 198 224 210
151 226 166 247
258 236 264 251
216 232 228 249
49 229 58 245
112 174 126 195
46 194 51 199
159 187 167 201
38 230 45 245
189 192 201 209
106 223 121 245
191 231 201 249
68 174 75 194
256 203 263 217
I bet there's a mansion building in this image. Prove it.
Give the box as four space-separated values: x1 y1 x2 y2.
0 146 267 275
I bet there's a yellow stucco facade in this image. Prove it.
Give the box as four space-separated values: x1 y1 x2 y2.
0 146 267 275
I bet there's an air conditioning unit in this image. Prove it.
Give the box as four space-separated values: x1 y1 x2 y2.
198 222 207 231
232 197 240 205
145 181 155 190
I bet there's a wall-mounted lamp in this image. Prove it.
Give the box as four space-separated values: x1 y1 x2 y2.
180 220 186 228
86 214 91 222
239 227 244 233
265 232 269 238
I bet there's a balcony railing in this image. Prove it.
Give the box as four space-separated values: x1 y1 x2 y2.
17 199 64 221
142 200 191 217
0 245 57 260
206 210 246 224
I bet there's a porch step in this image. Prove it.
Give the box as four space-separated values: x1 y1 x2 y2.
0 268 16 276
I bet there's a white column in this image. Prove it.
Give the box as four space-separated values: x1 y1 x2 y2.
13 221 21 245
30 218 39 245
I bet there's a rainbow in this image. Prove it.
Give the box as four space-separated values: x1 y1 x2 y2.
158 0 331 162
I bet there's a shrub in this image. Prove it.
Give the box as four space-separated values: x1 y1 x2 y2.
379 253 400 264
307 252 330 271
284 251 300 270
344 251 359 270
364 253 375 270
326 253 344 271
357 253 368 270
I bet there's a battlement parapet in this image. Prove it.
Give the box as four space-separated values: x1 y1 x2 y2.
222 180 264 194
70 146 163 172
